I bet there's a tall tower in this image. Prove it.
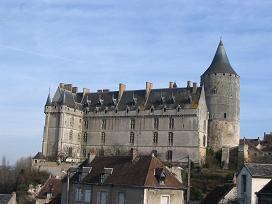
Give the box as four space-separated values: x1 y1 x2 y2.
201 40 240 150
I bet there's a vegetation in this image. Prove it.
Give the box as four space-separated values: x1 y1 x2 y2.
0 156 49 204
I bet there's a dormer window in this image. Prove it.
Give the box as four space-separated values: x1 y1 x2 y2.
100 168 113 183
150 106 154 113
154 168 166 185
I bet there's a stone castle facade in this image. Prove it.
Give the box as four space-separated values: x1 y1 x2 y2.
40 40 240 165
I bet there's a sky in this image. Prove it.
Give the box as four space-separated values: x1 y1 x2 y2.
0 0 272 164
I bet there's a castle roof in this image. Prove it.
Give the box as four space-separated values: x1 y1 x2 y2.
202 40 237 76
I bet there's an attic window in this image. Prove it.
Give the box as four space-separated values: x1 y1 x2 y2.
115 109 118 113
154 168 166 185
163 107 166 112
150 108 154 113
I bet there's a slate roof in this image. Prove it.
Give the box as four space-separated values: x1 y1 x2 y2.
50 85 203 111
202 40 237 76
201 184 234 204
69 155 184 189
36 176 62 199
256 179 272 195
0 194 13 204
33 152 46 160
244 163 272 178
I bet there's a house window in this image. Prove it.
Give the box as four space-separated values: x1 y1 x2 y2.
99 191 108 204
153 132 158 145
130 132 135 144
130 118 135 130
242 175 247 192
102 119 106 129
84 189 91 203
169 117 174 129
168 132 173 146
154 118 159 129
161 195 170 204
118 192 125 204
101 132 105 144
166 150 172 161
69 130 73 141
75 188 82 201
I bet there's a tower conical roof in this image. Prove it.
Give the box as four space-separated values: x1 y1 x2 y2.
203 40 237 76
45 92 51 106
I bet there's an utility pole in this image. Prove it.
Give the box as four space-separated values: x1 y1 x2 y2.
187 155 191 204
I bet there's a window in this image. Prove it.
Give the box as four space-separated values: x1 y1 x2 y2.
84 120 88 129
82 148 86 157
102 119 106 129
212 87 217 94
70 117 74 127
118 192 125 204
83 132 87 143
169 117 174 129
224 113 227 119
166 150 172 161
68 147 73 157
101 132 105 144
203 135 206 147
204 120 206 131
99 191 108 204
130 132 135 144
69 130 73 141
75 188 82 201
154 118 159 129
168 132 173 146
161 195 170 204
130 118 135 130
78 133 81 142
242 175 247 192
153 132 158 145
84 190 91 203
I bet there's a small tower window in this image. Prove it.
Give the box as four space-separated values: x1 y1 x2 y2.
69 130 73 141
102 119 106 129
203 135 206 147
224 113 227 119
68 147 73 157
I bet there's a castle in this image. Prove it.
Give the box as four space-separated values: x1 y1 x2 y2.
39 40 240 165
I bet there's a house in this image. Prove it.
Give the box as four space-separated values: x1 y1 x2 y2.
0 193 17 204
255 179 272 204
36 176 62 204
61 152 186 204
237 163 272 204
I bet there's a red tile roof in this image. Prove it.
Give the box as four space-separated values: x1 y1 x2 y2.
37 176 62 199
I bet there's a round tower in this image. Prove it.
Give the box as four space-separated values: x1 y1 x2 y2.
201 40 240 150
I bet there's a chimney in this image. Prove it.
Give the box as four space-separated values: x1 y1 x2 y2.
64 84 72 91
145 82 153 99
72 87 78 93
169 82 174 89
193 82 197 93
187 81 192 88
83 88 90 96
118 83 126 100
88 150 96 163
59 83 64 89
130 148 138 161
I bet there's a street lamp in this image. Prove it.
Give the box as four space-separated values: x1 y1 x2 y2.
62 167 78 204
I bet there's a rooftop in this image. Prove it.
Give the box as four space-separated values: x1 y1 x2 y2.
244 163 272 178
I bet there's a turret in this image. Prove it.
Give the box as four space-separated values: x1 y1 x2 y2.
201 40 240 150
45 90 52 107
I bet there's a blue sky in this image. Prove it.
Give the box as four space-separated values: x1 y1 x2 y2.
0 0 272 164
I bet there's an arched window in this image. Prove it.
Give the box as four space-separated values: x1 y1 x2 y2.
153 132 158 145
101 132 105 144
168 132 173 146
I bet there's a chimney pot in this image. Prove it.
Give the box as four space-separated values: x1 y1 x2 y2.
193 82 197 93
187 81 192 88
169 82 174 89
118 83 126 100
145 82 153 99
